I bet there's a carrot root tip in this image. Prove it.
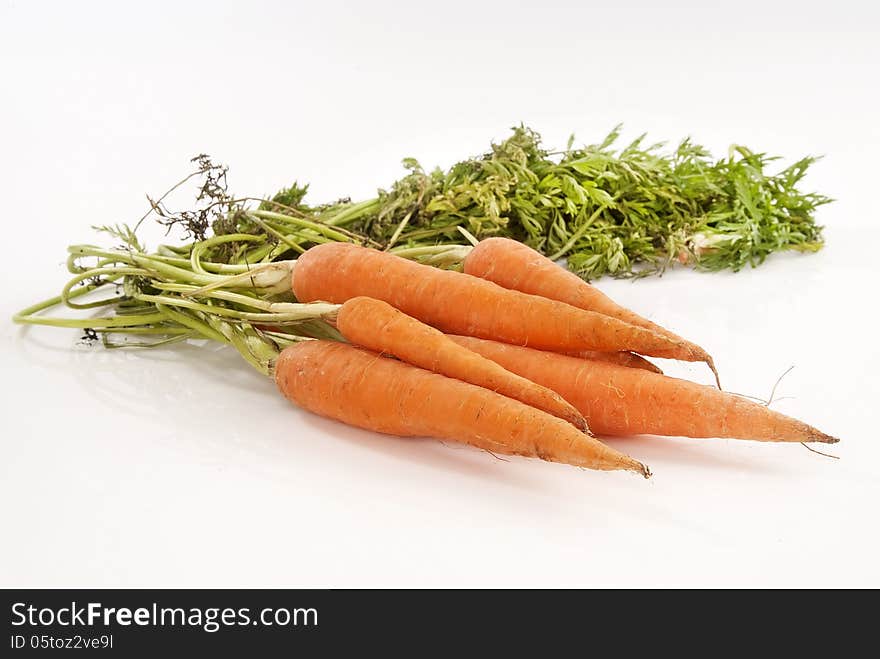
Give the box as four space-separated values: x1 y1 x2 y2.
704 354 721 390
626 459 652 479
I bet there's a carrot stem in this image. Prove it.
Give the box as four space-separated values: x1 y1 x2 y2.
134 292 335 324
387 244 472 266
324 198 380 226
190 234 266 273
251 210 358 243
60 267 149 309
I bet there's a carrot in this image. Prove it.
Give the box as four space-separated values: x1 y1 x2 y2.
334 296 589 432
462 237 719 386
566 350 663 374
292 242 693 360
448 335 838 444
274 340 650 476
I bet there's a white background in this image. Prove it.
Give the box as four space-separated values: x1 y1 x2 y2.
2 0 878 587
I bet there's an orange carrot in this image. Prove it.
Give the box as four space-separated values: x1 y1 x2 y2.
566 350 662 374
274 340 650 475
334 296 589 432
462 237 719 386
449 335 838 444
292 243 693 360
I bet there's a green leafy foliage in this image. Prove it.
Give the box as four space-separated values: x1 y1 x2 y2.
342 125 830 278
259 181 310 212
134 126 831 279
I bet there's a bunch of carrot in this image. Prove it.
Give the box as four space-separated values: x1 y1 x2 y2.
16 233 838 478
267 237 837 477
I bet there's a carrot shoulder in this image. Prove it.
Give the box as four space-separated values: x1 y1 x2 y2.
292 242 689 360
274 340 650 476
463 237 719 386
334 296 589 432
449 335 838 444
